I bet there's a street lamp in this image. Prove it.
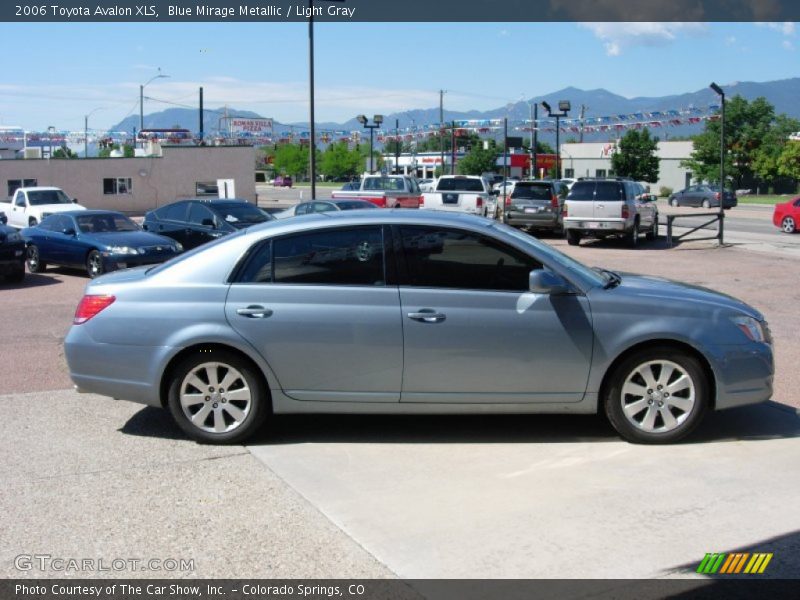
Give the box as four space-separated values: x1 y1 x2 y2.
710 82 725 244
524 97 538 179
140 69 170 131
541 100 571 179
309 0 347 199
84 107 104 158
357 114 383 174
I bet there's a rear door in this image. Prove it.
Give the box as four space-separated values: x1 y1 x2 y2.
565 181 596 219
149 202 190 245
510 182 554 214
591 181 626 220
225 225 403 403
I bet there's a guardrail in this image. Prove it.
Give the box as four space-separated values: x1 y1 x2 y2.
666 212 724 246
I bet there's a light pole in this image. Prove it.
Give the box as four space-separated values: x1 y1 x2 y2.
309 0 346 199
84 107 104 158
357 114 383 174
541 100 571 179
710 82 725 245
524 98 538 179
140 70 170 131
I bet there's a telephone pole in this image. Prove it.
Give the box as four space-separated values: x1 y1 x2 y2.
579 104 587 143
439 89 446 176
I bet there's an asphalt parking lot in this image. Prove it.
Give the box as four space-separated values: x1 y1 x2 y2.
2 214 799 581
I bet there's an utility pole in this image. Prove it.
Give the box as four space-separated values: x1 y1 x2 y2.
579 104 587 143
532 102 538 179
451 121 456 175
395 118 400 175
199 87 204 144
439 89 446 176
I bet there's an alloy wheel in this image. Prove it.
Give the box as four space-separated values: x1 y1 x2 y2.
179 362 252 434
619 360 696 434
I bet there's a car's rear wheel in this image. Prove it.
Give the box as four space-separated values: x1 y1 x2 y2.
781 216 796 234
566 230 582 246
625 220 640 248
86 250 105 278
646 215 659 241
604 349 708 444
167 349 269 444
702 199 711 209
26 245 46 273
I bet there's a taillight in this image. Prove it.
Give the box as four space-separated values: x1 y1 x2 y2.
551 194 558 209
74 295 115 324
715 192 721 200
621 205 630 219
476 196 483 208
562 203 568 217
505 195 511 206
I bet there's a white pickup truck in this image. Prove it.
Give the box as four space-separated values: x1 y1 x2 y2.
1 187 86 228
422 175 497 218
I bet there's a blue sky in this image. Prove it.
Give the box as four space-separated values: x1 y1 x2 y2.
0 21 797 131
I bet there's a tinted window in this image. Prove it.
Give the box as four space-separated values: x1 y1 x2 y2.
49 215 71 232
333 201 377 211
188 203 216 226
273 227 385 286
37 215 60 231
567 182 595 201
237 241 273 284
27 190 73 205
594 182 625 200
312 202 337 213
158 202 188 222
295 203 312 215
436 178 485 192
212 202 270 227
511 183 552 200
399 226 540 292
76 213 139 233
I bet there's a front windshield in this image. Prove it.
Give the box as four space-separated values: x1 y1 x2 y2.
28 190 73 205
215 203 271 226
76 213 140 234
491 222 606 289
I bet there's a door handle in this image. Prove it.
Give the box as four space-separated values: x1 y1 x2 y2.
407 310 446 323
236 305 273 318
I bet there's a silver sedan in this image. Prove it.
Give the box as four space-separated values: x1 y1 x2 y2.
64 211 773 444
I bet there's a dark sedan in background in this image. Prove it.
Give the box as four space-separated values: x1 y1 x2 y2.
23 211 183 278
142 199 274 250
0 222 26 283
669 185 737 209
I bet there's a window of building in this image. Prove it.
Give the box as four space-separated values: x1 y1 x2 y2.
195 181 219 196
595 169 607 178
563 169 574 179
103 177 132 195
7 179 37 197
399 226 541 292
273 226 385 286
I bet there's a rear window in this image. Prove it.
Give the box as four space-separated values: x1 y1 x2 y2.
436 178 485 192
567 182 595 201
567 181 625 201
511 183 552 200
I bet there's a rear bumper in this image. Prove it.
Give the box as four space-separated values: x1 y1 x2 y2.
564 218 627 233
505 211 560 229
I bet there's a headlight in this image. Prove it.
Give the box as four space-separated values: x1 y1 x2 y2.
731 316 770 344
107 246 140 255
174 242 183 252
6 232 22 243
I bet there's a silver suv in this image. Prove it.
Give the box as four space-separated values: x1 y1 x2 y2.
563 178 658 247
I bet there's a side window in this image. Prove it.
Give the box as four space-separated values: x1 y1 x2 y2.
236 241 273 284
50 215 70 232
313 202 336 213
188 204 216 227
14 191 26 207
295 203 311 215
399 226 541 292
158 202 188 222
37 215 59 231
273 227 385 286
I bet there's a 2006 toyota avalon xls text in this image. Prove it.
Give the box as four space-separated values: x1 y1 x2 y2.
64 211 773 444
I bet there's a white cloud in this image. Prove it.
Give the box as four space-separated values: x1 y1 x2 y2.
756 22 796 36
579 22 708 56
782 40 795 51
725 36 737 46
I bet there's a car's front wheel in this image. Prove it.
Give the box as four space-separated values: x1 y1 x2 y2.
604 349 708 444
781 216 796 234
27 245 46 273
670 198 678 207
86 250 105 278
167 349 269 444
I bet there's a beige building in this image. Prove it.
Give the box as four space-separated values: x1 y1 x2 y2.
0 145 256 213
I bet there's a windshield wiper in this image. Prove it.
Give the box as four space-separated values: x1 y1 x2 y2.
594 267 622 289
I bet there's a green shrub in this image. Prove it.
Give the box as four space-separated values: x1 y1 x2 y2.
659 186 673 197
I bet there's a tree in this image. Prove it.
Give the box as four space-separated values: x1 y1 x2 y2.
457 140 498 175
777 142 800 180
52 147 77 159
272 143 308 179
610 129 660 183
682 96 800 188
320 142 362 180
97 144 134 158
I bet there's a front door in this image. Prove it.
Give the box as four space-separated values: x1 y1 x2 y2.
225 225 403 403
396 225 593 404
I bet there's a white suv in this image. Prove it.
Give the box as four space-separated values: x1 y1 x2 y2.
563 178 658 247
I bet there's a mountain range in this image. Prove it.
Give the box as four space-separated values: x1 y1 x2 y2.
109 77 800 144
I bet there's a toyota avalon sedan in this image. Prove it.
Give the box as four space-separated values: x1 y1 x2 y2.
64 211 773 445
23 211 183 278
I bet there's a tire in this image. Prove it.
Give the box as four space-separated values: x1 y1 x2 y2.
646 215 659 241
26 245 46 273
86 250 105 278
604 349 708 444
167 349 269 444
781 216 796 234
702 199 711 209
566 230 582 246
670 198 678 207
28 217 38 227
625 220 640 248
6 266 25 283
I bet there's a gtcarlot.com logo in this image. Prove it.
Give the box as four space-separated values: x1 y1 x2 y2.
697 552 773 574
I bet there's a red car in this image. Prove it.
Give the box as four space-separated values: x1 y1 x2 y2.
273 175 293 188
772 195 800 233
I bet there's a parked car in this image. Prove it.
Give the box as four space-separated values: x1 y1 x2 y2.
0 186 86 228
331 175 423 208
64 211 773 446
772 195 800 233
274 200 378 219
23 211 183 278
559 178 578 190
273 175 293 188
417 179 436 193
0 222 26 283
563 178 659 247
422 175 497 218
0 211 7 225
142 199 274 250
503 180 569 234
340 181 361 191
668 185 737 209
493 180 517 199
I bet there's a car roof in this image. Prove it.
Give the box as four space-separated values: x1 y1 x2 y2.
17 186 64 192
49 210 121 218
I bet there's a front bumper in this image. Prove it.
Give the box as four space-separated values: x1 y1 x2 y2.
102 252 179 272
0 242 26 272
713 342 774 410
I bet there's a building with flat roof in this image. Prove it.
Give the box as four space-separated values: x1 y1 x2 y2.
0 145 256 213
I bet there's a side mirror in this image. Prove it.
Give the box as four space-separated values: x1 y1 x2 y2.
62 227 76 236
73 198 79 204
201 218 216 228
529 269 570 295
